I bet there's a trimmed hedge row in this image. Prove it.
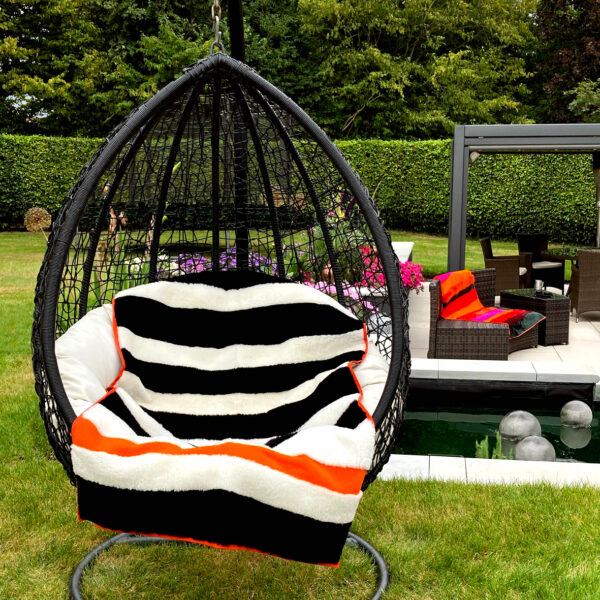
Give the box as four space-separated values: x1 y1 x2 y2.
0 134 101 230
337 139 597 245
1 134 597 245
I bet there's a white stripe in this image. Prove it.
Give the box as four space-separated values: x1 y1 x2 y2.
71 447 362 524
274 420 375 470
116 388 173 438
78 400 374 469
116 280 356 317
118 326 365 371
117 367 349 416
296 394 357 430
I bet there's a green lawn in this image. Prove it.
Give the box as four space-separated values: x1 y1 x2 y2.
1 231 598 600
389 230 573 281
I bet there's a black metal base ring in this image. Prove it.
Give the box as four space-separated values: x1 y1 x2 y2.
69 531 389 599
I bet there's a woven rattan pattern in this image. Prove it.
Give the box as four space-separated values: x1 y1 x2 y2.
32 54 409 490
500 289 570 346
571 249 600 321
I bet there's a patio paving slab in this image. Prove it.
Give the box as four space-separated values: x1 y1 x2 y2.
380 454 600 487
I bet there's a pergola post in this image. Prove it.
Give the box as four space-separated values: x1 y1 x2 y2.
447 124 600 270
448 125 468 271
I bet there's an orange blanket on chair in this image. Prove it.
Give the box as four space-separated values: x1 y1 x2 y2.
434 270 528 327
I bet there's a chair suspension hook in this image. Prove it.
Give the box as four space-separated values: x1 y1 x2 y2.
210 0 225 53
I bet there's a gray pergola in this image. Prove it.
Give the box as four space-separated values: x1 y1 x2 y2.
448 123 600 271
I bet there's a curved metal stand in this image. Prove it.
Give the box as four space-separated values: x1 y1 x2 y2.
69 532 390 600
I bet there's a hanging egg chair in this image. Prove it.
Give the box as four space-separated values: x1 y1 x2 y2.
31 2 409 597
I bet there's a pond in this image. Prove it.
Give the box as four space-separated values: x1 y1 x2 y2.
395 407 600 463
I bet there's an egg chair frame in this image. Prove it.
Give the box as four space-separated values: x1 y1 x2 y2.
31 3 409 597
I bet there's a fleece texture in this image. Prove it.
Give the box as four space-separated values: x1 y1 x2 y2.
62 271 386 566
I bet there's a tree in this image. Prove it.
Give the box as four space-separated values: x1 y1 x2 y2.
0 0 211 136
533 0 600 123
297 0 537 139
239 0 321 111
0 0 321 137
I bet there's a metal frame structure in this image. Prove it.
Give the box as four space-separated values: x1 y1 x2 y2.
448 123 600 271
69 532 390 600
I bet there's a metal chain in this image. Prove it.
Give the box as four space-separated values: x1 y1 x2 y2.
210 0 225 53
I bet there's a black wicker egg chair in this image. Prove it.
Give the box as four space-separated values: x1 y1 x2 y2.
32 4 408 598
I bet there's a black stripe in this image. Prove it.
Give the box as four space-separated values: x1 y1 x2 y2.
266 432 296 448
441 282 475 309
114 295 363 348
76 478 351 565
138 367 359 440
121 348 364 395
335 401 368 429
100 391 150 437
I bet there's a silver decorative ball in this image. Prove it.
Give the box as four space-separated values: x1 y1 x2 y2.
560 426 592 449
499 410 542 442
560 401 593 429
514 436 556 462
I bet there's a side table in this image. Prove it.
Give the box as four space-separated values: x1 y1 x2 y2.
499 289 570 346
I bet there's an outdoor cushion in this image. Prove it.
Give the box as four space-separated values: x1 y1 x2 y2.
58 271 388 566
532 260 562 269
434 269 545 338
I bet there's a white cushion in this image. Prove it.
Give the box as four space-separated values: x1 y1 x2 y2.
519 267 527 276
532 261 562 269
55 304 121 416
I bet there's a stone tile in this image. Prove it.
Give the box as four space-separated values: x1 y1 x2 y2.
554 342 600 372
378 454 429 481
410 358 438 379
508 346 561 361
568 320 600 342
465 457 600 487
532 361 599 384
410 347 429 359
409 327 430 349
429 455 467 482
437 359 537 382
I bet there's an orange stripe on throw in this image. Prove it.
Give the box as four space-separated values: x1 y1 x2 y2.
71 418 366 495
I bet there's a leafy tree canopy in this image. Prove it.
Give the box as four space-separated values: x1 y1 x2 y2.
533 0 600 123
297 0 537 139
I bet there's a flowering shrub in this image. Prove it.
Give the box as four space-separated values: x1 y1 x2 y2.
177 247 278 276
399 260 425 293
359 246 425 293
359 246 385 287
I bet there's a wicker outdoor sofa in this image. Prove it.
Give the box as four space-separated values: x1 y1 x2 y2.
427 268 540 360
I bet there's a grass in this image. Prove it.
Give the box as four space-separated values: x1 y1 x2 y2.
1 230 598 599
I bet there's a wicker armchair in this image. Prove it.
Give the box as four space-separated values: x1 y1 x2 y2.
427 268 539 360
570 249 600 322
479 237 531 294
517 233 565 292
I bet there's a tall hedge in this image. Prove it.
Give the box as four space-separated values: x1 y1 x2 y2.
0 134 100 230
1 134 597 245
337 139 597 245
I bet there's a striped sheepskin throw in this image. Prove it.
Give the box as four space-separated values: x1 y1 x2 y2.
434 270 544 337
70 271 377 566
